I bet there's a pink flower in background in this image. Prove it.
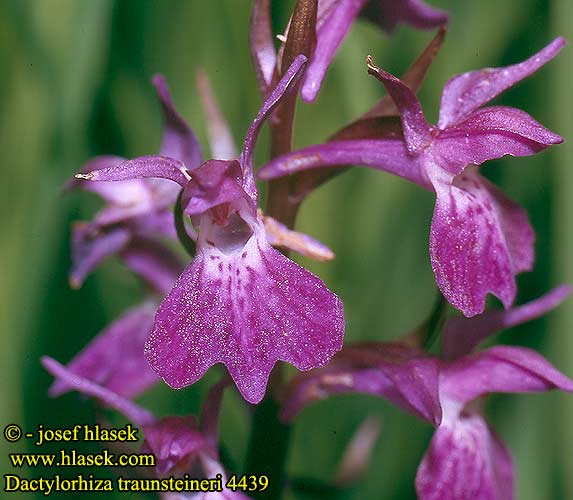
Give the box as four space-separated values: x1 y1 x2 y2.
43 358 250 499
75 56 345 404
68 75 200 289
281 287 573 500
259 38 564 316
301 0 449 101
250 0 447 101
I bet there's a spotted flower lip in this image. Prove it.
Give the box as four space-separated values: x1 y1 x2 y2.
69 75 201 289
76 55 345 405
42 358 249 498
259 38 565 317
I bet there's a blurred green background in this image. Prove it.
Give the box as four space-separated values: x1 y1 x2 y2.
1 0 572 498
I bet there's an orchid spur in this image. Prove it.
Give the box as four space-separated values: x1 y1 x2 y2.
75 55 345 404
259 38 565 317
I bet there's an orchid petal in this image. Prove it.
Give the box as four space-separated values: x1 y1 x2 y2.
77 155 189 187
241 54 307 200
142 415 211 475
121 237 184 296
366 58 431 152
196 70 238 160
301 0 367 102
361 28 446 119
128 208 178 240
415 414 514 500
442 286 571 359
440 346 573 405
334 416 382 486
249 0 277 97
49 301 159 399
362 0 448 34
429 168 534 317
262 212 335 261
152 74 203 168
182 160 251 217
66 156 150 204
438 37 565 129
69 223 131 288
257 139 427 188
433 106 563 174
145 233 344 404
42 357 155 426
281 343 441 425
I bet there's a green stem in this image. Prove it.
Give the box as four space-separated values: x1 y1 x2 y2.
174 190 196 257
245 396 291 499
424 292 448 350
246 3 319 494
404 291 448 350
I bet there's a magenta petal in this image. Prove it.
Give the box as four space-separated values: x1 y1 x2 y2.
263 214 335 261
429 168 534 317
77 155 189 187
434 106 563 174
182 160 250 216
241 54 307 200
121 237 184 296
42 357 155 426
366 61 431 153
49 301 159 399
415 413 514 500
438 37 565 129
366 0 449 34
301 0 367 103
257 139 427 188
196 70 238 160
141 415 211 476
441 346 573 405
145 236 344 404
281 343 441 425
442 286 571 359
152 74 203 169
67 156 139 202
69 223 131 288
249 0 277 97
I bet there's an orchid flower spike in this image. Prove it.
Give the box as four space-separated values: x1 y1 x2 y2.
259 38 565 317
75 55 345 404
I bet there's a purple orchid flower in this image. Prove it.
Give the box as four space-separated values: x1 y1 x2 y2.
68 74 201 288
250 0 447 102
74 56 345 405
281 286 573 500
259 39 565 317
42 357 250 499
49 300 160 400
